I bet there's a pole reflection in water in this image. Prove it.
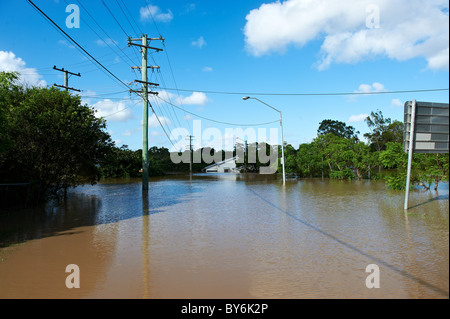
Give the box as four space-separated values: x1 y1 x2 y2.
142 190 150 299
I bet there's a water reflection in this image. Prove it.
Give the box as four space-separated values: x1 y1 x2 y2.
0 174 448 298
0 178 202 248
142 190 150 299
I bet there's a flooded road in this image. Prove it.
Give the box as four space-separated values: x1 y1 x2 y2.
0 175 448 299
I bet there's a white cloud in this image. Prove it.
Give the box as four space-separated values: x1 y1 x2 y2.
122 129 133 137
176 92 210 105
348 113 369 123
140 5 173 23
158 90 210 106
96 38 118 47
149 113 171 128
192 36 207 48
157 90 176 102
391 98 403 107
58 40 75 49
92 99 134 122
150 131 164 137
202 66 213 72
355 82 386 93
183 114 193 121
244 0 449 70
0 51 47 87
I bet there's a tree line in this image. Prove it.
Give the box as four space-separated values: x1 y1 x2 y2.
0 71 448 206
278 113 448 191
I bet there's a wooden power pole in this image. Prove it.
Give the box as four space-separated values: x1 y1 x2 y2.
53 66 81 92
128 34 164 191
186 135 195 175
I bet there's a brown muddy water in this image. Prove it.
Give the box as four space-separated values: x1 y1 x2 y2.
0 174 448 299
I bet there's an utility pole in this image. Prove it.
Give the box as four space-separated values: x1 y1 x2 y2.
186 135 194 175
128 34 164 191
244 139 248 172
53 66 81 92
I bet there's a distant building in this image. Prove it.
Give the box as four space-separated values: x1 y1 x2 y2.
203 156 240 173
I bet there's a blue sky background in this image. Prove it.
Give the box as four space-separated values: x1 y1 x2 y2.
0 0 448 151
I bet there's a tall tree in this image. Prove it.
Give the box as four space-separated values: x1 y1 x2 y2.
296 142 324 178
0 72 114 203
380 142 449 191
317 119 359 140
0 72 20 165
364 110 403 152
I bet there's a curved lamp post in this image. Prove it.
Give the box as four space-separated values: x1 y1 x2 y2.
242 97 286 185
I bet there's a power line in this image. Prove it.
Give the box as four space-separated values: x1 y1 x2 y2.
142 0 193 133
144 0 163 37
75 0 140 72
81 90 129 97
27 0 131 90
147 56 184 131
102 100 140 119
156 95 280 127
101 0 129 38
158 87 450 97
115 0 140 36
160 42 193 133
101 0 142 66
27 0 176 148
34 51 119 71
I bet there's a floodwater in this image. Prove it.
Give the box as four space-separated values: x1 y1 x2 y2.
0 174 448 299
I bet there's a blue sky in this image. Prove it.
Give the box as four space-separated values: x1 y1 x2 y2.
0 0 448 151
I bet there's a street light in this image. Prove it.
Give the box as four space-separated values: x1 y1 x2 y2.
242 96 286 185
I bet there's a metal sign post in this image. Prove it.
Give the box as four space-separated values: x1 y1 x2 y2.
404 100 417 210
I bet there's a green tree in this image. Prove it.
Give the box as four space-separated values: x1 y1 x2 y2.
380 142 449 191
0 72 114 203
351 141 379 180
317 119 359 140
296 142 324 177
314 134 355 179
280 143 297 174
364 110 403 152
0 72 20 166
414 153 449 191
100 145 142 178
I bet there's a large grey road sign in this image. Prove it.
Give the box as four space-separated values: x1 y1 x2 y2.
404 101 449 153
403 100 449 210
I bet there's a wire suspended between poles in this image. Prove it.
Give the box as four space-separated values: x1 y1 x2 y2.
128 34 164 191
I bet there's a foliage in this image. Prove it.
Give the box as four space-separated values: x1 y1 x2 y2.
413 153 449 191
317 119 359 140
99 145 142 178
380 142 449 190
364 110 403 152
0 72 114 203
296 142 324 177
351 141 379 180
0 72 20 165
314 134 354 179
282 143 298 174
